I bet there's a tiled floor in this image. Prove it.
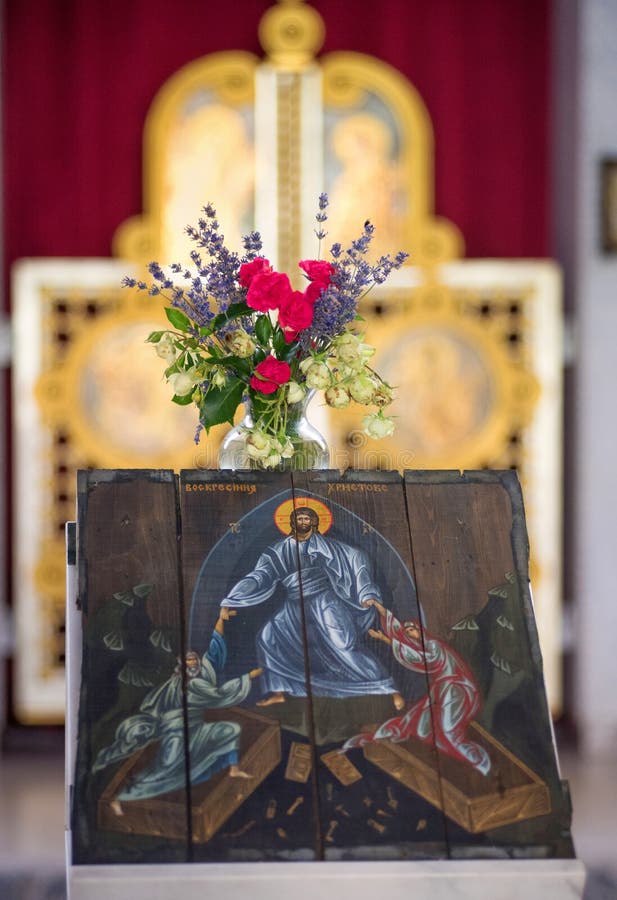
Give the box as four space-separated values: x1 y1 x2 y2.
559 748 617 898
0 735 615 898
0 754 65 873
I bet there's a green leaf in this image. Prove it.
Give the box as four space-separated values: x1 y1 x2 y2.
165 307 192 332
282 341 300 363
221 355 253 376
354 313 365 322
254 314 272 345
146 331 165 343
210 301 252 331
171 393 194 406
272 329 288 357
250 391 270 422
199 378 245 431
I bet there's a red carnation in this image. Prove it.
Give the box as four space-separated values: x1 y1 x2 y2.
238 256 271 288
250 356 292 394
299 259 335 287
246 270 293 313
278 290 315 343
304 280 324 305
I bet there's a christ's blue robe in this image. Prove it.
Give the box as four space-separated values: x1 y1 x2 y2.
222 532 396 698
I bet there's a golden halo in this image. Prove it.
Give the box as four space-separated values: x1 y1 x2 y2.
274 497 333 535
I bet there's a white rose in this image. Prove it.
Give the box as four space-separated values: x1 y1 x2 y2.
246 431 271 458
211 369 227 388
263 451 282 469
359 342 376 363
334 332 375 367
362 412 396 439
279 438 295 459
333 332 357 360
168 369 198 397
287 381 305 404
299 356 316 375
325 385 351 409
305 362 331 390
372 382 393 407
348 373 376 404
225 329 256 358
155 335 177 363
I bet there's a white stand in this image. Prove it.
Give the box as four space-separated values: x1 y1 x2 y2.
68 859 586 900
65 524 586 900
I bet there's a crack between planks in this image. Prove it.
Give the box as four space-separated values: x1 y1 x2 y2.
290 474 325 861
402 474 453 860
175 474 195 861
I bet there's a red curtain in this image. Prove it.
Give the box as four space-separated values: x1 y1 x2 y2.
2 0 551 303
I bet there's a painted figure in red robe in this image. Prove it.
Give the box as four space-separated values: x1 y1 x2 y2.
342 600 491 775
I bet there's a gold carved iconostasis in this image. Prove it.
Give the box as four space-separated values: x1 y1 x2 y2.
11 0 562 723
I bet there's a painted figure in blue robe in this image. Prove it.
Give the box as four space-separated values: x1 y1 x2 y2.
220 506 404 709
92 610 262 814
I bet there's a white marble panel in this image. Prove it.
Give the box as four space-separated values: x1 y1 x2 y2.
67 859 586 900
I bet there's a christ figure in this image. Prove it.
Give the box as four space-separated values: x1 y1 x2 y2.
220 507 404 710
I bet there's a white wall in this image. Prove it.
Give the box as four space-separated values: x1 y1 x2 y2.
0 23 8 735
562 0 617 758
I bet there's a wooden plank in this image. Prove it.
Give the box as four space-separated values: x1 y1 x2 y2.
403 470 518 636
402 470 573 857
179 469 320 861
290 470 449 861
73 469 188 864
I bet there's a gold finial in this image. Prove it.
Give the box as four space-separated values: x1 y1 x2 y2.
258 0 325 70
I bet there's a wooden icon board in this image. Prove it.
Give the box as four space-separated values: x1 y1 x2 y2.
71 469 574 865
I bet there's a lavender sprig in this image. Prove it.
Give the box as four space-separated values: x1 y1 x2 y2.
314 192 329 251
301 212 407 347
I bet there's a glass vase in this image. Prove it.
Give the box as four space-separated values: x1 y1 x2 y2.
217 391 330 471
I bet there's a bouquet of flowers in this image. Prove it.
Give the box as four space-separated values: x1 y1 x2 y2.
123 194 407 469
